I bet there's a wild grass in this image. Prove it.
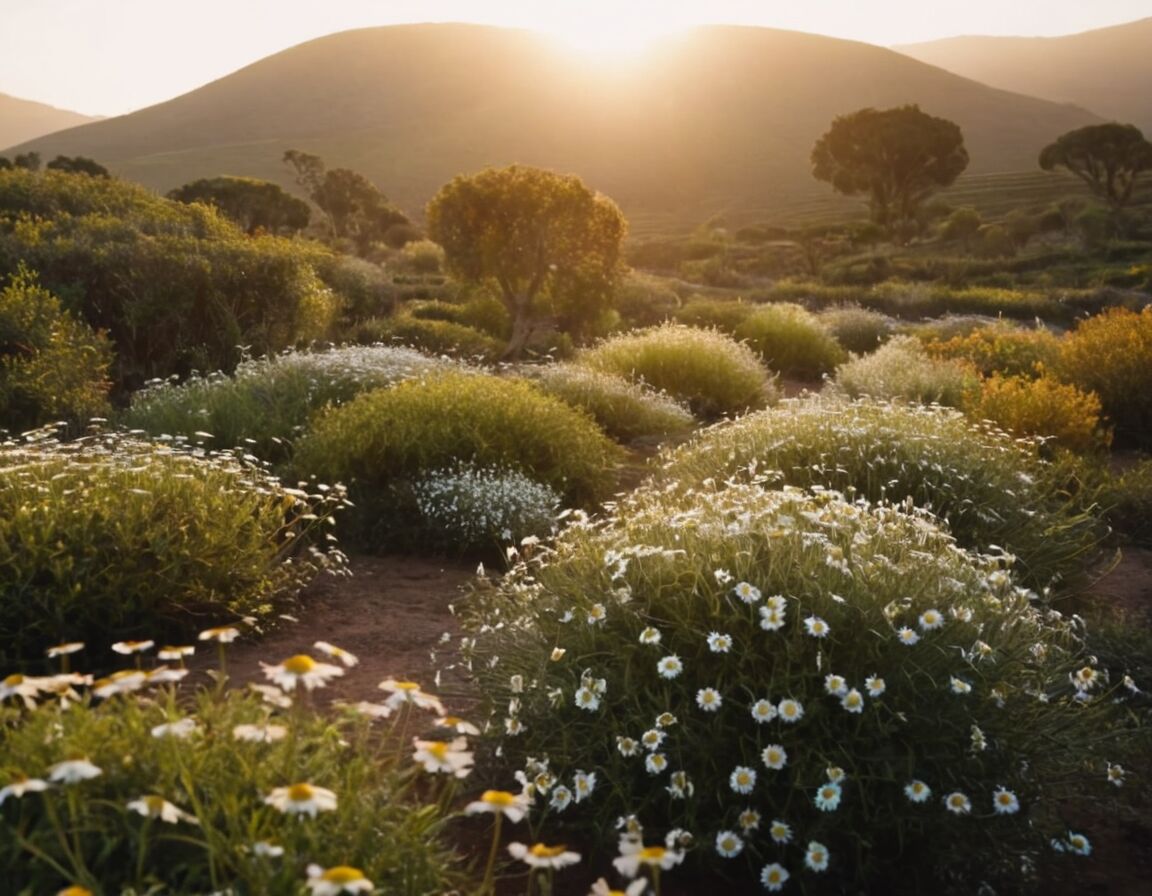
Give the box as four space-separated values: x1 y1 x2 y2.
832 336 977 407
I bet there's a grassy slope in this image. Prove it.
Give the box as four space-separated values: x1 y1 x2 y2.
0 92 98 150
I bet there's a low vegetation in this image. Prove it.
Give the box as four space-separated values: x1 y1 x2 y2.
832 335 977 407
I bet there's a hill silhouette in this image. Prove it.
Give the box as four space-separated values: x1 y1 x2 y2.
0 92 98 150
5 24 1102 224
896 17 1152 134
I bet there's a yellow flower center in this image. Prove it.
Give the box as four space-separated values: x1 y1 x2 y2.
395 681 419 691
3 674 23 686
426 742 449 760
288 783 315 802
529 843 568 858
479 789 517 806
283 655 317 675
322 866 365 883
58 887 94 896
812 850 825 863
144 795 165 814
639 845 667 862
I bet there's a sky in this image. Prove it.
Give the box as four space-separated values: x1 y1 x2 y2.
1 0 1150 117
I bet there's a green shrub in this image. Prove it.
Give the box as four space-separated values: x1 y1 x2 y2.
0 268 112 431
962 374 1111 454
673 297 754 332
292 372 621 548
925 321 1061 378
613 272 681 329
576 324 777 419
525 363 694 443
0 656 465 893
656 397 1107 591
0 432 346 668
817 304 895 354
122 345 463 460
1098 457 1152 546
461 483 1131 894
734 303 847 380
356 314 504 361
318 255 395 321
396 238 446 274
833 336 977 407
1057 306 1152 448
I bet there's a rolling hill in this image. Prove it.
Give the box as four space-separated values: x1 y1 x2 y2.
4 24 1102 226
0 92 98 150
896 17 1152 134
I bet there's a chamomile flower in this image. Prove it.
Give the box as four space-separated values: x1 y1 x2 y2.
729 766 756 794
575 686 601 711
656 655 682 679
412 737 474 778
1 674 44 707
777 698 804 723
0 775 48 805
1071 665 1100 692
814 781 842 811
1065 832 1092 855
645 753 668 775
378 679 445 714
233 723 288 743
314 641 359 667
46 642 85 658
261 654 344 692
805 841 830 872
265 783 338 817
768 819 792 844
126 795 198 825
750 699 777 723
944 791 972 815
918 608 944 631
1107 763 1126 787
199 625 241 643
897 627 920 646
839 688 864 713
950 677 973 695
617 736 639 757
151 718 199 739
804 615 830 638
574 770 596 802
251 840 285 857
589 880 647 896
666 770 693 799
865 675 887 697
761 744 788 770
695 687 723 712
112 640 154 655
508 841 581 869
824 673 848 696
738 808 762 832
465 789 530 822
433 715 480 735
638 627 662 645
550 785 573 811
48 758 102 784
640 728 666 751
587 603 607 624
344 700 390 721
760 862 789 892
655 711 678 727
92 670 147 699
826 766 846 783
733 581 761 603
992 787 1020 815
612 837 685 877
759 605 786 631
904 780 932 803
706 632 734 653
715 829 744 858
305 864 374 895
56 887 93 896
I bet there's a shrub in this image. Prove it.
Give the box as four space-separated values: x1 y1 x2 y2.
396 238 446 274
359 314 504 361
1057 306 1152 448
460 483 1131 894
318 255 396 321
613 272 682 329
292 372 621 548
525 363 694 443
657 397 1107 591
121 345 463 460
0 655 466 893
0 431 346 668
925 321 1061 378
576 324 777 419
673 297 754 332
817 304 895 354
1098 457 1152 546
734 303 847 380
962 374 1111 454
833 335 977 407
0 268 111 431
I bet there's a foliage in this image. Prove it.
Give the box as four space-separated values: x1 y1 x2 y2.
962 373 1111 454
673 297 755 332
0 659 465 893
360 313 505 361
576 323 777 420
1097 457 1152 546
0 431 346 668
832 335 977 407
657 397 1107 591
122 345 463 460
816 304 895 354
461 482 1131 894
167 176 311 235
734 303 847 380
1057 306 1152 448
811 105 969 235
923 321 1062 378
0 268 112 431
396 239 446 274
317 255 396 322
1039 123 1152 211
44 155 110 178
613 271 681 329
292 372 621 548
524 363 695 444
938 206 982 248
427 164 627 359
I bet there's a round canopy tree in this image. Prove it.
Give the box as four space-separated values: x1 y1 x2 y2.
426 164 627 359
1039 123 1152 212
811 105 969 238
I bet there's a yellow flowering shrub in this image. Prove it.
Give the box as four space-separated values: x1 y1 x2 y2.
924 323 1061 378
962 374 1111 453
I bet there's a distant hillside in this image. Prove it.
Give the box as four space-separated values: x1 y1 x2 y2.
6 24 1102 225
0 92 98 150
896 17 1152 134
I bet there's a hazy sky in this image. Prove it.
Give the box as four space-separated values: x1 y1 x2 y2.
2 0 1149 116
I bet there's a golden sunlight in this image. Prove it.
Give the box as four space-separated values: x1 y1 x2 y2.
543 14 685 58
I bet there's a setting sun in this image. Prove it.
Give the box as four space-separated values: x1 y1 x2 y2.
543 15 685 58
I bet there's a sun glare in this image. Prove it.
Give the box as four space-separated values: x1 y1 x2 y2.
544 16 684 58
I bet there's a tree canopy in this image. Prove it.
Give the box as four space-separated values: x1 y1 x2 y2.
426 164 627 359
1039 123 1152 212
811 105 969 237
45 155 110 178
168 176 310 234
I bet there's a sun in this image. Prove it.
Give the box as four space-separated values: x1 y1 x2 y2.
542 14 685 59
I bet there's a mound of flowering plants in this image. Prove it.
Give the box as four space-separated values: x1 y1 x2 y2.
460 483 1135 894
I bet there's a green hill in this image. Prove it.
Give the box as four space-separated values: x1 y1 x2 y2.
5 24 1101 227
0 92 98 149
896 17 1152 134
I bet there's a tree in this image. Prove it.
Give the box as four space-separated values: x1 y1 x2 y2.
13 152 40 172
45 155 110 178
427 165 627 359
0 158 12 171
811 105 969 238
1039 123 1152 212
168 176 310 234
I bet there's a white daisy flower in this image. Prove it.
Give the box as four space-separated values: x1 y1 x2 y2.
1107 763 1126 787
897 627 920 646
508 841 582 870
198 626 241 643
412 737 474 778
760 862 789 892
738 808 762 832
314 640 359 668
761 744 787 770
640 728 666 751
656 655 682 679
768 819 792 844
645 753 668 775
261 654 344 692
824 673 848 696
750 699 777 723
695 687 723 712
573 770 596 802
638 627 662 645
733 582 761 604
992 787 1020 815
759 606 786 631
233 723 288 743
151 718 199 739
464 789 531 821
574 686 601 711
550 785 573 811
264 782 337 817
378 679 445 714
814 781 842 811
617 736 639 757
950 677 973 695
804 615 830 638
612 837 685 878
904 780 931 803
0 775 48 805
126 794 198 825
305 864 374 895
865 675 886 697
112 640 154 655
805 841 830 872
715 829 744 858
777 698 804 723
47 758 102 784
840 688 865 713
918 608 944 631
944 791 971 815
729 766 756 794
706 632 733 653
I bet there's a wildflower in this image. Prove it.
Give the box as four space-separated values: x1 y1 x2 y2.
638 626 662 645
714 568 733 585
715 829 744 858
573 770 596 802
48 758 102 784
314 641 359 667
865 675 886 697
589 880 647 896
707 632 734 653
1107 763 1126 787
918 608 944 631
612 837 685 877
992 787 1020 815
305 864 374 895
729 765 756 794
655 711 678 727
505 716 525 736
57 888 93 896
904 780 931 803
814 781 842 811
951 605 974 623
950 677 973 695
264 783 338 817
667 770 693 798
750 699 777 723
1071 665 1100 692
696 687 723 712
760 862 790 892
0 673 43 707
796 842 827 876
434 715 480 735
151 718 199 739
761 744 787 770
1064 832 1092 856
575 686 601 711
378 679 445 714
826 766 846 783
759 606 786 631
640 728 666 751
587 603 607 624
944 791 971 815
92 670 147 698
970 725 988 752
157 645 195 661
804 615 830 638
617 736 639 757
464 789 530 822
765 594 787 611
550 785 573 811
550 647 567 661
147 666 189 685
823 674 848 696
897 627 920 646
251 840 285 857
0 775 48 805
126 794 198 825
768 819 792 844
233 723 288 743
509 841 582 869
46 642 85 658
262 654 344 692
413 737 474 778
656 655 682 679
112 640 154 655
841 688 865 713
199 626 241 643
249 683 293 709
777 698 804 723
645 753 668 775
733 581 761 603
